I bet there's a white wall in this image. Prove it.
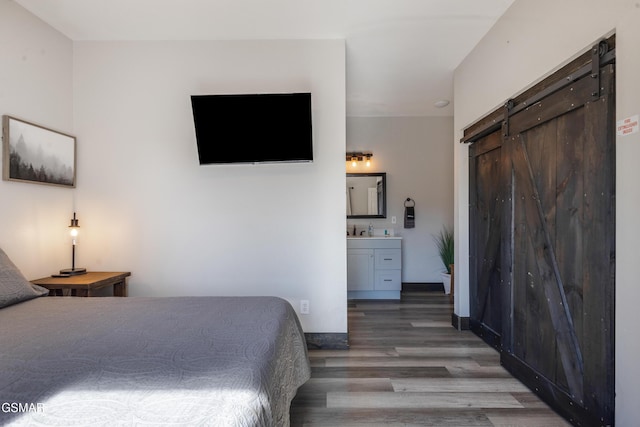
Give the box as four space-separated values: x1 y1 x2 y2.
0 0 74 278
347 116 453 282
453 0 640 423
72 40 347 333
1 1 348 336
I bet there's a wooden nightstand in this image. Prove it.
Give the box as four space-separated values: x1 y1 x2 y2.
31 272 131 297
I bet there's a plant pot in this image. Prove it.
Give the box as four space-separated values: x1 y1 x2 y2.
441 272 451 294
449 264 455 302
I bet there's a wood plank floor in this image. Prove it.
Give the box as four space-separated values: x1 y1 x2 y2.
290 291 570 426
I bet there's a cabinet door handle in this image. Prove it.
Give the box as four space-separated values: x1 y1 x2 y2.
384 279 392 282
383 258 393 261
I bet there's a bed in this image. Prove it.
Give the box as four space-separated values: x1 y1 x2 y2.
0 249 311 426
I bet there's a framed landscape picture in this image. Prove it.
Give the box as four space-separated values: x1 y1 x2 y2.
2 115 76 187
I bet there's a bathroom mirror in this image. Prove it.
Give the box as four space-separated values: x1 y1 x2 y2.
346 173 386 218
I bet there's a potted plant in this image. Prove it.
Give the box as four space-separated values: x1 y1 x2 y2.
433 226 454 294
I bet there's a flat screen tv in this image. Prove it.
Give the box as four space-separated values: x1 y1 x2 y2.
191 92 313 164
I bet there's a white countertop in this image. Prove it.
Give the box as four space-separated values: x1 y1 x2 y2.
347 236 402 240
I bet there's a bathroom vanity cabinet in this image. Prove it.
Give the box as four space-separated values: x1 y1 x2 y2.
347 237 402 299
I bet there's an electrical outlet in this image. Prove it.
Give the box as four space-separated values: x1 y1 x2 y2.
391 216 397 224
300 300 310 315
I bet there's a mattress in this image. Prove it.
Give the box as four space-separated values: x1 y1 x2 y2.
0 296 310 426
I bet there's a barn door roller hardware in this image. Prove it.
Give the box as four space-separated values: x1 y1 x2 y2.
503 99 515 137
460 37 615 145
591 39 608 101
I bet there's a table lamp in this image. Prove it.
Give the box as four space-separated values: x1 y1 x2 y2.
60 212 86 276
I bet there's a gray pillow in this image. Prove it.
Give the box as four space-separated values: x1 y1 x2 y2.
0 248 49 308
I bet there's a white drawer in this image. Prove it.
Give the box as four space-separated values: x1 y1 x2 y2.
375 270 401 290
375 249 401 269
347 238 401 250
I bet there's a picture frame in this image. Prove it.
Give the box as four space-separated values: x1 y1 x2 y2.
2 115 76 188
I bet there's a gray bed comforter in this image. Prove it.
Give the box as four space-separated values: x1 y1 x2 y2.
0 296 310 426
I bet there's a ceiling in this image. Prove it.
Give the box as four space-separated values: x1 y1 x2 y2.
15 0 514 117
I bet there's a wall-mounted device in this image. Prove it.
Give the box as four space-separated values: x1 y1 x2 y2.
191 92 313 165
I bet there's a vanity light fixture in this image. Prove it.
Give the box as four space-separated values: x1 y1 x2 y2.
59 212 87 276
346 152 373 168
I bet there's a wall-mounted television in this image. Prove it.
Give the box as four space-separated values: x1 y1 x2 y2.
191 92 313 164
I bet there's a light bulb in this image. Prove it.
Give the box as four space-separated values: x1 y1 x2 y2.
70 228 78 237
365 154 372 167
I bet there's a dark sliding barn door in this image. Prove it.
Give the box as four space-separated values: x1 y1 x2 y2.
469 130 502 349
467 40 615 426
